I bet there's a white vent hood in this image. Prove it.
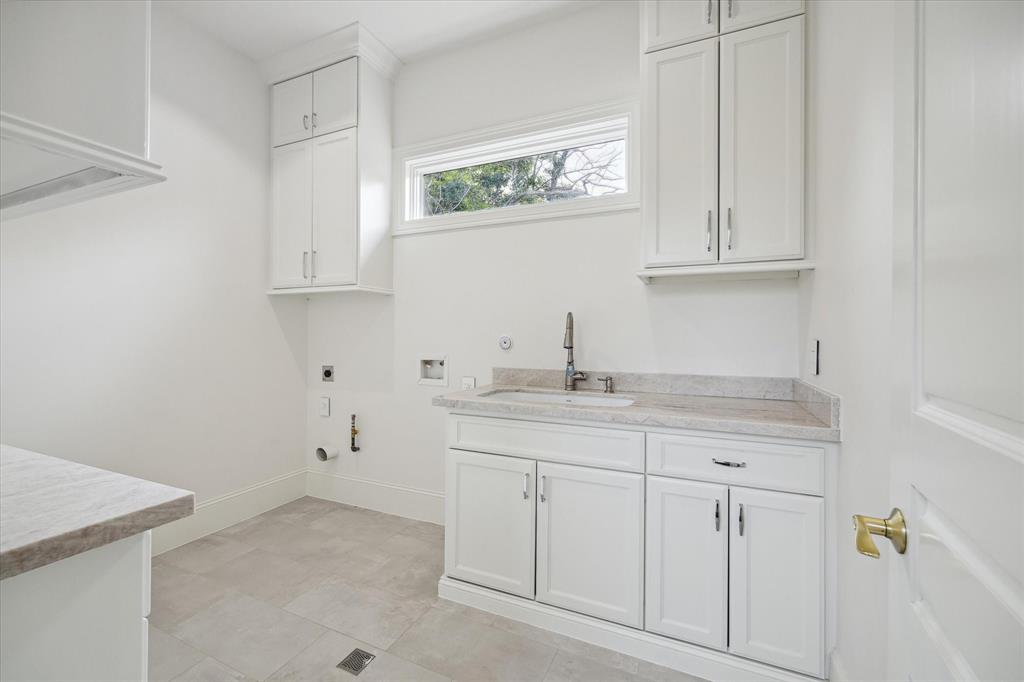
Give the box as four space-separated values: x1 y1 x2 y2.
0 0 164 220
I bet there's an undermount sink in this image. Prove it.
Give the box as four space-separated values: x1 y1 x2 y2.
485 390 635 407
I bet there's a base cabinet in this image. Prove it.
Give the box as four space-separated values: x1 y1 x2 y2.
536 462 644 628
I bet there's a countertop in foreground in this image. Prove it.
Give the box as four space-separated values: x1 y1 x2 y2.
0 445 194 580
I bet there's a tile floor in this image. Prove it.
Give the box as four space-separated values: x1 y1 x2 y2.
150 496 706 682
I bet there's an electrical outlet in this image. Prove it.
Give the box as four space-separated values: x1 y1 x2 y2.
321 365 334 382
319 397 331 417
461 376 476 390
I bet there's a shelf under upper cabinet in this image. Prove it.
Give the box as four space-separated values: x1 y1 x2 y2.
266 284 394 296
637 260 816 283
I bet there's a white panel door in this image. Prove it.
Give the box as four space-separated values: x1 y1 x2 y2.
720 0 804 33
272 73 312 147
719 15 803 262
642 0 718 53
645 476 727 649
536 462 644 627
729 487 823 676
886 3 1023 681
643 38 719 267
445 450 535 599
311 128 358 286
312 58 358 137
271 140 312 289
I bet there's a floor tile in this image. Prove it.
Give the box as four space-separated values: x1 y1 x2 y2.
148 625 205 682
360 534 444 600
487 614 640 674
202 547 329 607
544 651 640 682
398 519 445 544
308 506 412 546
284 581 432 649
268 630 449 682
260 496 346 525
150 563 235 630
157 535 254 574
216 515 358 565
171 592 325 680
636 660 709 682
171 657 254 682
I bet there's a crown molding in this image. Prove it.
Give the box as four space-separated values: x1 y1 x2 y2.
259 22 402 83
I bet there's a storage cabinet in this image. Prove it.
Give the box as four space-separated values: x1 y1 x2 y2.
729 487 823 677
536 462 644 627
271 139 313 288
643 0 719 53
311 129 358 286
272 59 357 148
720 0 804 33
272 73 313 148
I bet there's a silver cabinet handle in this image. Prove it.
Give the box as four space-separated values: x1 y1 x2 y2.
713 458 746 468
523 473 530 500
302 114 310 130
302 251 309 279
312 113 318 129
714 499 721 531
706 0 713 24
539 475 547 503
727 0 733 18
311 250 317 279
738 503 745 536
726 207 733 250
705 210 713 253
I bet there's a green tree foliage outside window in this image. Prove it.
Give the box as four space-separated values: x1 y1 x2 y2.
424 139 626 216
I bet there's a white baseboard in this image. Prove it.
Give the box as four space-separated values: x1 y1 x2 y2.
151 469 307 555
438 577 819 682
306 469 444 524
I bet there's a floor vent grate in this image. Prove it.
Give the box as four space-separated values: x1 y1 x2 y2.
337 648 376 676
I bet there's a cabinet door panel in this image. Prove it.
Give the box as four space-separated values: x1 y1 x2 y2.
445 450 535 598
271 140 312 289
311 129 358 286
313 58 358 136
643 0 718 52
272 74 312 147
643 38 719 267
720 0 803 33
720 16 803 262
729 486 823 676
536 463 643 627
645 477 727 649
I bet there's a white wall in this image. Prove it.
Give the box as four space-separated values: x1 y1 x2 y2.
306 1 801 508
799 2 895 679
0 6 307 503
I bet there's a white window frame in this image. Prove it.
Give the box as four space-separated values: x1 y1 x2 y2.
393 101 639 236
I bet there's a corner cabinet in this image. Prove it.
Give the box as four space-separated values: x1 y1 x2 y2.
268 57 393 294
442 414 832 681
641 13 805 274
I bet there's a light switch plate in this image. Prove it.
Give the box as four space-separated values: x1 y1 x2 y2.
461 376 476 390
319 397 331 417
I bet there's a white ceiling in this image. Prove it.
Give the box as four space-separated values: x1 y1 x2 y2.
163 0 592 64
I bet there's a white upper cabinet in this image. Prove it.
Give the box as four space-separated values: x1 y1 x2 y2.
311 129 358 286
643 38 719 266
720 0 804 33
719 15 804 262
445 450 536 599
272 73 313 148
536 462 644 628
643 0 718 53
312 59 357 136
729 486 823 677
645 476 727 650
271 140 312 289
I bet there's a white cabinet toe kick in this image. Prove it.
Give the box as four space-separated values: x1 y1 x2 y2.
441 413 837 682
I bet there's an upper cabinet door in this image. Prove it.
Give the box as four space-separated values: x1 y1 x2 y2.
312 59 358 137
271 140 312 289
645 476 727 650
719 15 803 262
729 486 823 677
643 38 719 267
311 129 358 286
720 0 804 33
445 450 536 599
536 462 644 628
642 0 719 53
272 74 313 148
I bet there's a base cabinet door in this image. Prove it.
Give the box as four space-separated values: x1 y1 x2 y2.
729 486 823 676
645 477 727 649
536 462 644 627
445 450 535 598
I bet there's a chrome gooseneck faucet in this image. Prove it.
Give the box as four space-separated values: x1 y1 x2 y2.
563 312 586 391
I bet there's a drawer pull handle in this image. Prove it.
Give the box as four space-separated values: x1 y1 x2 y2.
714 499 721 531
523 473 529 500
712 458 747 468
540 475 547 503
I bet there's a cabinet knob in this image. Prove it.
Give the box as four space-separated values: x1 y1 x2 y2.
852 508 907 558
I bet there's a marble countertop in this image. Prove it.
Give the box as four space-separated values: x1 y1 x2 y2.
0 445 194 580
432 369 840 443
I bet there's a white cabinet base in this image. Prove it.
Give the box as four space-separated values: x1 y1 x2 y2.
439 577 822 682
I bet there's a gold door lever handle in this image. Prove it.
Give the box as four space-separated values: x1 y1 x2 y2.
852 508 907 558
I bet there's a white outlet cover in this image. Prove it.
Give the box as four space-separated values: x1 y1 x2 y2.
319 397 331 417
461 376 477 390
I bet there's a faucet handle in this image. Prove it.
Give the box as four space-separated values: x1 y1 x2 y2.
596 376 614 393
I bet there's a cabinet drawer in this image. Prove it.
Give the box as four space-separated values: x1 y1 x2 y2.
448 415 645 472
646 432 823 495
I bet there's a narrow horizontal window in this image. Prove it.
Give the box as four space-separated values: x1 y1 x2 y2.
394 105 636 235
